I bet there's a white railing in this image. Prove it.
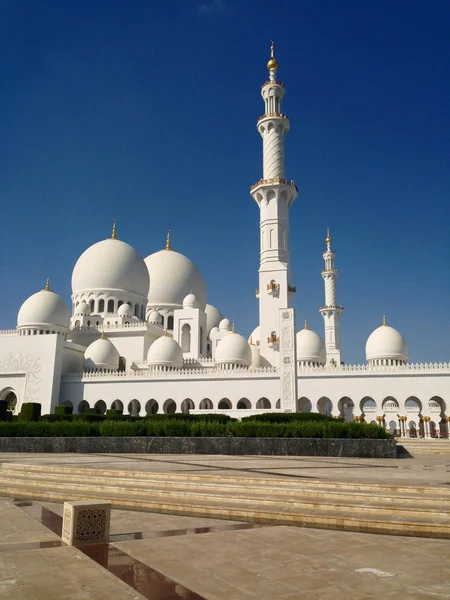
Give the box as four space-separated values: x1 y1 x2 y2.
0 329 17 336
298 362 450 374
62 365 278 382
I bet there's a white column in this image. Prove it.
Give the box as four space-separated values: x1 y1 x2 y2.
319 229 343 366
279 308 297 412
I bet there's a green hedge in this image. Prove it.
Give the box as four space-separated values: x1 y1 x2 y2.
19 403 41 422
55 405 73 415
0 418 390 439
0 401 9 421
241 412 336 423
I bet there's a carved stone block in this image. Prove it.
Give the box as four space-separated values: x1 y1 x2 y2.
62 500 111 546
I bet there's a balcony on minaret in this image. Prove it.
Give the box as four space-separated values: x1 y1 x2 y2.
267 332 279 347
267 281 280 295
257 113 289 124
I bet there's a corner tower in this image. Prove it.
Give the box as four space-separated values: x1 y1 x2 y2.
250 43 298 366
319 228 343 365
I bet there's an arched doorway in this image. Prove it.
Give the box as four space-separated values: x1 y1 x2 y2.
199 398 213 410
256 398 271 409
218 398 231 410
94 400 106 415
111 399 124 413
338 397 354 422
237 398 251 410
181 398 195 414
360 397 376 420
128 399 141 417
297 397 312 413
78 400 90 414
317 397 332 415
145 399 159 415
163 399 177 414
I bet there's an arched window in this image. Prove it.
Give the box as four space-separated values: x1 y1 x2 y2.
181 324 191 352
118 300 123 309
118 357 126 372
87 320 91 327
75 320 80 328
107 300 114 313
98 299 105 312
135 303 139 317
167 315 174 330
90 300 95 312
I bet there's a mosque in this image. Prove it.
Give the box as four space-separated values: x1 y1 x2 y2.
0 46 448 438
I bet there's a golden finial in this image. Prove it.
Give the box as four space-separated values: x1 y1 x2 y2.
163 328 168 336
325 227 332 245
100 328 105 339
165 229 171 251
382 315 387 326
304 319 308 330
44 278 50 291
267 40 278 71
111 219 117 240
232 322 235 333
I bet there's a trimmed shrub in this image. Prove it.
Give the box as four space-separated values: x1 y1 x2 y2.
19 402 41 422
105 409 123 417
99 420 146 437
0 401 10 421
41 414 73 422
73 413 106 423
55 405 73 415
242 412 335 423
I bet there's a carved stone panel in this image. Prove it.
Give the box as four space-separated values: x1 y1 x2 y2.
62 500 111 546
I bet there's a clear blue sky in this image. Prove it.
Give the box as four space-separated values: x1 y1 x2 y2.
0 0 449 364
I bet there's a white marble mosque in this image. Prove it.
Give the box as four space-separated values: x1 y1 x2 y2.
1 45 448 438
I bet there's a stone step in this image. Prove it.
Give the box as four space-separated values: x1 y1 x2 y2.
0 468 449 510
4 463 450 497
1 481 449 539
1 472 449 522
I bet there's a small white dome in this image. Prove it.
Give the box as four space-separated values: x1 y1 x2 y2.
205 304 224 335
84 337 120 370
216 332 252 366
366 323 408 363
147 335 183 368
183 293 198 309
219 318 231 331
145 249 206 310
248 325 260 345
148 310 163 324
72 238 149 298
17 288 70 331
296 328 326 363
118 303 133 317
75 301 90 316
210 326 219 335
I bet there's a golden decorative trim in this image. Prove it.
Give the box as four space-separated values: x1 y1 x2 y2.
44 278 50 291
165 229 171 251
111 219 117 240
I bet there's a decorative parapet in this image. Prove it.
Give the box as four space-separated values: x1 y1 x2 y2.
261 80 284 88
71 322 150 332
61 365 278 382
257 113 289 122
250 177 298 192
0 329 18 336
297 362 450 374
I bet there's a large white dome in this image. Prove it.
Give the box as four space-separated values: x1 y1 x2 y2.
144 249 206 311
72 238 150 298
17 288 70 331
84 337 120 370
366 323 408 363
205 304 224 335
147 335 183 368
296 327 326 364
215 332 252 367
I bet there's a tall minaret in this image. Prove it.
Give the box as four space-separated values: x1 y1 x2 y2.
250 42 298 366
319 228 343 365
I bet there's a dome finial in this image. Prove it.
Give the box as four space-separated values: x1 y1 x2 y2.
163 327 168 336
44 278 50 291
232 322 235 333
267 40 278 72
304 319 308 329
382 314 387 326
165 229 171 251
325 227 332 248
111 219 117 240
100 327 105 339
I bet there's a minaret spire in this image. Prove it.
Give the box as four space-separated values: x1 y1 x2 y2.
44 278 50 291
250 44 298 368
165 229 172 251
319 228 343 365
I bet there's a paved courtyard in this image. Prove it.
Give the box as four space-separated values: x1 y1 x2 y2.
0 453 449 599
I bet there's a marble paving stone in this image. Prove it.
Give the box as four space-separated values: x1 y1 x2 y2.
0 503 60 544
115 525 450 600
0 546 146 600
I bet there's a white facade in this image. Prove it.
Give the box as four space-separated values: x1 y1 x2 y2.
0 46 449 438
